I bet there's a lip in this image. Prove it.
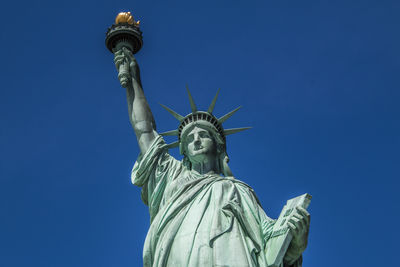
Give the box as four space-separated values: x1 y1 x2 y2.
193 146 203 151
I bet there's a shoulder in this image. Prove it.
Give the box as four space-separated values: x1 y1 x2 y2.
228 176 262 206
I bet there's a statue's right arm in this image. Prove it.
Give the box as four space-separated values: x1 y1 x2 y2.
114 47 158 154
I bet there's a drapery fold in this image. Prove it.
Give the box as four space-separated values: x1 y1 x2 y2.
131 135 302 267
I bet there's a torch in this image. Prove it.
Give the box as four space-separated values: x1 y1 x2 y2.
105 12 143 87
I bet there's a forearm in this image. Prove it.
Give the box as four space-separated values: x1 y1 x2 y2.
115 47 157 154
126 75 157 154
284 254 302 267
283 245 302 266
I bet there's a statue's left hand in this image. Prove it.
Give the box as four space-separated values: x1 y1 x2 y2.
284 206 310 263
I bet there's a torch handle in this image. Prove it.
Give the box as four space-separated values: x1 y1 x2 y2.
114 41 134 88
118 60 130 88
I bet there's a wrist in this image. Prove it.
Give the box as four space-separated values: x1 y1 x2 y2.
284 241 304 264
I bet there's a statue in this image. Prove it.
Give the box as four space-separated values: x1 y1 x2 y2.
105 12 310 267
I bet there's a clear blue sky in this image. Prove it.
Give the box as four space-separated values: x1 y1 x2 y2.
1 1 399 266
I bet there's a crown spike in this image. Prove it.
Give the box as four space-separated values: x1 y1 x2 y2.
166 141 180 149
207 88 220 114
186 85 197 113
224 127 251 136
160 129 179 136
160 104 184 121
218 106 241 124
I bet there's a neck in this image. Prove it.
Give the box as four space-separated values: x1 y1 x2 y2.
191 158 218 175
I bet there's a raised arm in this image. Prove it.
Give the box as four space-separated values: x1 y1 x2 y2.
114 47 158 154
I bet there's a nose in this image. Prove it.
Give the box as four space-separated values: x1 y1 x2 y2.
193 133 201 145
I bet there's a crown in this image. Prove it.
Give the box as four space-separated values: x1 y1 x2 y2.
159 86 251 151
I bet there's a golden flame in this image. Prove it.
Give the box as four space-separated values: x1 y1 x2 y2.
115 12 140 26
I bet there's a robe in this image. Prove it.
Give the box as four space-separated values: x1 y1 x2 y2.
132 136 302 267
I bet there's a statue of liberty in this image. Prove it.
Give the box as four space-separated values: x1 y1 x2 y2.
107 12 310 267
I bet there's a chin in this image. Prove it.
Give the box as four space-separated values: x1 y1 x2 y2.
193 149 207 154
190 154 207 162
193 149 213 157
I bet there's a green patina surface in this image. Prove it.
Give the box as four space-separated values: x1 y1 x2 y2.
106 21 310 265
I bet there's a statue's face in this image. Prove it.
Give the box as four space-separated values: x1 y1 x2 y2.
185 126 216 164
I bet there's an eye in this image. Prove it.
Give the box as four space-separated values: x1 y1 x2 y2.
186 134 194 143
199 132 210 138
